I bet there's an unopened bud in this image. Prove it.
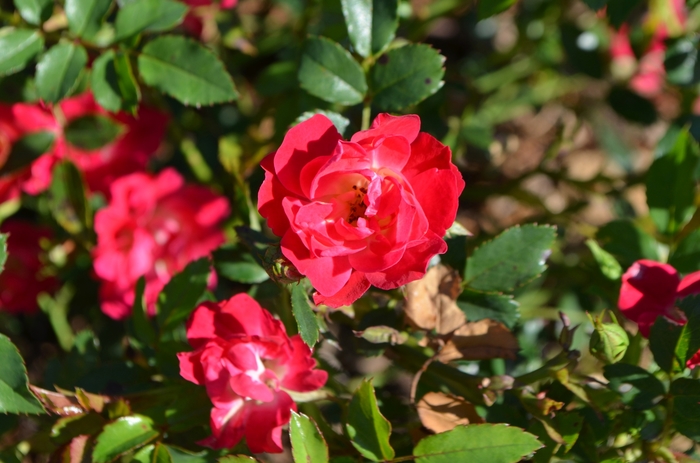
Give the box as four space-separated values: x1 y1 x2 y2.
589 312 629 364
262 245 303 285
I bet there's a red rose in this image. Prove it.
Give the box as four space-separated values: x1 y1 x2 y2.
177 294 327 453
182 0 237 39
0 220 58 314
93 168 229 319
0 92 168 203
618 259 700 366
258 113 465 307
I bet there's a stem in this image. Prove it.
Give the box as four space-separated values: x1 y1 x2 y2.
361 103 371 131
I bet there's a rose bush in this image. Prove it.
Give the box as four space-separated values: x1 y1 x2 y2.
177 293 327 453
258 113 465 307
93 168 229 319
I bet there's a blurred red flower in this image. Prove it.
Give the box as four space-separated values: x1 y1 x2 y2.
93 168 229 319
182 0 237 39
177 293 327 453
258 113 465 307
0 220 57 314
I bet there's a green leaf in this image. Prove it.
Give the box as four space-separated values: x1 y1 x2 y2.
465 224 557 293
346 379 394 462
290 283 319 347
213 245 268 285
646 129 699 235
370 44 445 111
298 36 367 106
665 37 700 86
0 334 45 414
603 363 665 410
91 50 141 113
478 0 517 19
51 412 105 445
92 415 159 463
596 220 659 268
0 234 7 274
156 257 211 335
114 0 187 41
65 0 112 39
585 239 623 280
218 457 259 463
290 411 329 463
129 277 157 349
0 131 54 176
670 378 700 441
456 289 520 330
650 295 700 374
607 86 657 125
166 446 217 463
133 443 173 463
0 29 44 76
35 42 88 103
138 35 238 106
13 0 53 25
670 229 700 272
48 160 92 235
340 0 398 58
413 424 542 463
64 115 124 150
294 110 350 136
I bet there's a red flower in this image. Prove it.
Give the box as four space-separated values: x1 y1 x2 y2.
177 294 327 453
618 259 700 366
93 168 229 319
0 220 57 314
182 0 237 39
258 114 465 307
0 92 168 203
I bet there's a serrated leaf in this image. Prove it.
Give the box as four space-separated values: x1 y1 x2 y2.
0 131 54 176
290 412 329 463
585 239 623 280
0 29 44 76
13 0 53 25
478 0 517 19
48 160 92 235
298 36 367 106
114 0 187 41
0 334 45 414
340 0 398 58
35 42 88 103
290 283 319 347
156 258 210 335
456 289 520 330
346 379 394 462
65 0 112 39
465 225 556 293
647 129 699 235
138 35 238 106
92 415 159 463
671 378 700 441
370 44 445 111
603 363 665 410
91 50 141 113
413 424 542 463
294 110 350 136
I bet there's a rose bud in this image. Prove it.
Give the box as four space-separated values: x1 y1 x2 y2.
588 312 629 364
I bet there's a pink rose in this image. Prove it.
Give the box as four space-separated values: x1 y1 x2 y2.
0 220 58 314
257 113 465 307
93 168 229 319
0 92 168 203
177 294 327 453
618 259 700 366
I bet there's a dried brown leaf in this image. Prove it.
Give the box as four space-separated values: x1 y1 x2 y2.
438 320 519 362
404 265 465 334
416 392 484 433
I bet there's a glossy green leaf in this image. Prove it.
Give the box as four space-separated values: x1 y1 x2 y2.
670 229 700 272
114 0 187 41
13 0 53 25
0 29 44 76
650 295 700 374
457 289 520 330
138 35 238 106
294 110 350 136
290 283 319 347
92 415 159 463
0 334 45 414
585 239 623 280
665 37 700 86
156 257 211 334
340 0 398 58
596 220 659 268
35 42 88 103
290 411 329 463
48 160 92 235
65 0 112 39
91 50 141 113
346 379 394 462
465 224 557 293
0 131 54 176
370 44 445 111
133 443 173 463
298 36 367 106
166 446 217 463
671 378 700 441
413 424 542 463
213 245 268 284
646 129 699 235
603 364 665 410
478 0 517 19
